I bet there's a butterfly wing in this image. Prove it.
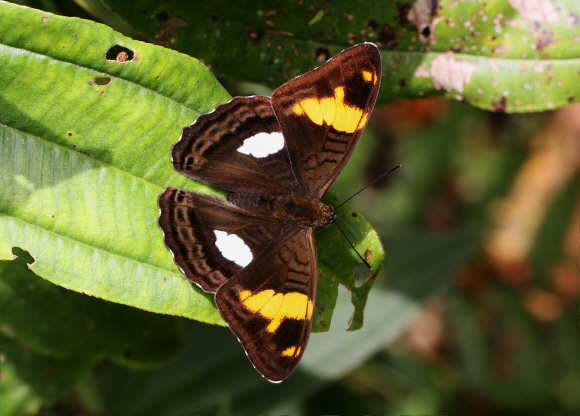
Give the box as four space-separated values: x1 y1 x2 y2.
171 95 295 194
215 226 317 382
271 42 381 197
158 187 286 293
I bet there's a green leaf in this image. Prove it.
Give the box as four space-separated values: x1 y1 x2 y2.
99 0 580 112
0 358 43 416
0 2 382 332
0 332 95 408
0 247 182 367
314 195 384 332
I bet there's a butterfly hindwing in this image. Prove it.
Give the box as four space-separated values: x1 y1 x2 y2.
171 95 294 195
271 42 381 197
215 227 317 383
158 187 285 293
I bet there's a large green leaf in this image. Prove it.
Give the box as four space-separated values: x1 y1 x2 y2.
99 0 580 112
0 2 382 331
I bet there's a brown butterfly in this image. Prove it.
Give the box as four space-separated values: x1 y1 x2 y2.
158 43 381 382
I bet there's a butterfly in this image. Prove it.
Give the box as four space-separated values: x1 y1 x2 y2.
158 43 381 382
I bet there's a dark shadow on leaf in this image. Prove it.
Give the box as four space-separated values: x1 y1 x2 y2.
0 247 182 366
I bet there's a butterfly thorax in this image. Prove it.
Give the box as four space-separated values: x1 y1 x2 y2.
228 192 336 227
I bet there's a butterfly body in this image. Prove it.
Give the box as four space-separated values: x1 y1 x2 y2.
228 191 336 227
158 43 381 382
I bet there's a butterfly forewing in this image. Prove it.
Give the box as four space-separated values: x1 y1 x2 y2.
271 43 381 197
158 43 382 382
171 95 294 194
215 227 316 382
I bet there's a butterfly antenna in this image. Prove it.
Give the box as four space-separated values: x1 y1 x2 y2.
335 165 401 209
333 221 371 269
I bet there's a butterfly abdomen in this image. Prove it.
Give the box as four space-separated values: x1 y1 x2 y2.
272 195 336 227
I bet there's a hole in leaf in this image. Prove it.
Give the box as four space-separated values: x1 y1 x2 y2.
106 45 135 62
94 76 112 86
353 263 369 285
315 46 331 63
12 247 35 265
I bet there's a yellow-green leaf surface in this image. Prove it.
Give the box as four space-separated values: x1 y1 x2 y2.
101 0 580 112
0 1 229 325
0 2 383 331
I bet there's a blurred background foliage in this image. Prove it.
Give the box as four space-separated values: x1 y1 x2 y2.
1 0 579 415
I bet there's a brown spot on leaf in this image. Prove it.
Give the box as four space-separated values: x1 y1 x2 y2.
365 249 373 262
351 212 358 218
249 29 264 45
492 96 508 112
535 29 554 51
156 28 172 45
42 16 49 23
378 24 398 48
156 17 188 46
366 20 378 30
396 2 412 24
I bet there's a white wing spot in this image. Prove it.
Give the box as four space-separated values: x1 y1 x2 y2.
214 230 253 267
237 132 284 158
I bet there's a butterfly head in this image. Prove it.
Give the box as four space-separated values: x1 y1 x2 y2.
317 204 337 227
